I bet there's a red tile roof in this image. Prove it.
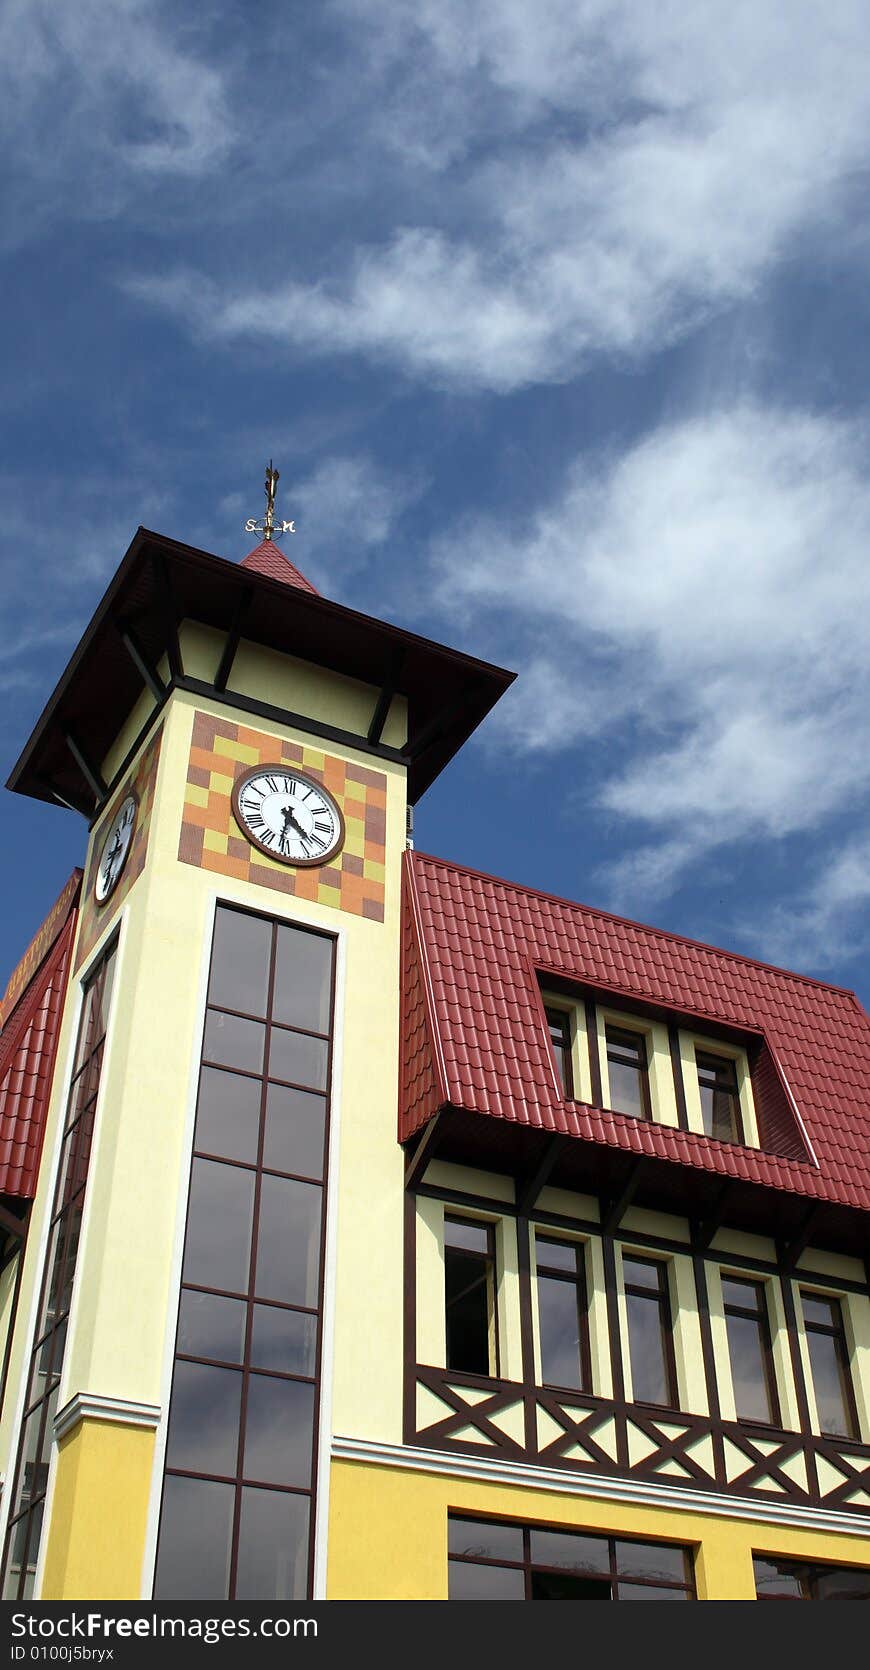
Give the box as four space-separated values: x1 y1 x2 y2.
400 850 870 1213
241 540 319 594
0 908 77 1200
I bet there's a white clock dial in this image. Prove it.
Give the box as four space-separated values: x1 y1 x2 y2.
94 793 137 904
232 769 345 867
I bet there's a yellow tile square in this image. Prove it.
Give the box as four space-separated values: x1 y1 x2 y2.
213 737 259 766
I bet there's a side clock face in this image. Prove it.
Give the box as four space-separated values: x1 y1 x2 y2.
94 792 137 905
232 768 345 867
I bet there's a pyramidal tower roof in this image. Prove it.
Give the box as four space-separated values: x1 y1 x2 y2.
240 538 319 595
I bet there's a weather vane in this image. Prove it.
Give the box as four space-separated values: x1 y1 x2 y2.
245 461 296 541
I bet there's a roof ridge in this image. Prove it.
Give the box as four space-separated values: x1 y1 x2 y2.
409 850 861 1003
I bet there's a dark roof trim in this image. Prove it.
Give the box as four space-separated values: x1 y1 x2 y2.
8 527 515 811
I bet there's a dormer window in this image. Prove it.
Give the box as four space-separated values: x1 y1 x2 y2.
696 1050 743 1144
544 1007 573 1096
537 985 779 1153
605 1024 651 1121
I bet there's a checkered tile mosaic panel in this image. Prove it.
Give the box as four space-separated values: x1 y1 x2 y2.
178 711 387 923
75 724 164 972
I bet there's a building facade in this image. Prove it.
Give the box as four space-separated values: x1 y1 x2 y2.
0 522 868 1602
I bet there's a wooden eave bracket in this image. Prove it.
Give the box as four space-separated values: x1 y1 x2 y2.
404 1113 442 1191
152 550 182 681
63 731 104 805
517 1134 569 1217
116 620 167 703
214 584 254 693
0 1202 29 1241
402 680 479 765
779 1202 822 1274
603 1157 646 1235
692 1179 734 1253
368 648 405 746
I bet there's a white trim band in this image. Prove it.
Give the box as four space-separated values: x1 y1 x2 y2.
54 1394 162 1444
331 1436 870 1539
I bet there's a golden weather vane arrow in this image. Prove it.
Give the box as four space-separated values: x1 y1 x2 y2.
245 460 296 541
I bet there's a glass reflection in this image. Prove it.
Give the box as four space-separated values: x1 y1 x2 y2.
614 1540 687 1583
165 1361 242 1477
448 1518 524 1562
626 1290 671 1406
203 1012 265 1075
177 1290 247 1365
268 1029 328 1092
155 1476 235 1599
538 1276 584 1389
208 909 271 1018
243 1375 314 1489
255 1176 321 1307
273 927 332 1035
182 1160 255 1295
529 1529 607 1575
250 1306 317 1377
236 1487 310 1601
262 1085 326 1179
449 1562 525 1599
195 1067 262 1165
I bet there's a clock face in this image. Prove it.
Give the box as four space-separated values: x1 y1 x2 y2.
94 792 137 905
232 768 345 867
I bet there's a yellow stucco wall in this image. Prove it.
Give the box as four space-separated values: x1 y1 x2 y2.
326 1457 870 1599
41 1421 155 1600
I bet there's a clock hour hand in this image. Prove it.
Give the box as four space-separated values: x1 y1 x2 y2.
281 803 309 841
102 832 123 878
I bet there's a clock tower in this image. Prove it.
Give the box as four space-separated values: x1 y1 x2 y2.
0 491 512 1599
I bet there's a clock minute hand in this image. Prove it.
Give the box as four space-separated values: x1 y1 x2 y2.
282 804 309 839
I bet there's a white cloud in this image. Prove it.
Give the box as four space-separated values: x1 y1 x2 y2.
429 404 870 912
132 1 870 387
292 455 424 568
0 0 231 229
739 838 870 972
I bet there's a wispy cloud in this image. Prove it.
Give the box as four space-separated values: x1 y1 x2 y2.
129 2 870 388
738 838 870 973
429 404 870 917
0 0 232 237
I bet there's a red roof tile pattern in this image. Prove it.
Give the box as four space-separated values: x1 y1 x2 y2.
240 540 319 594
0 910 76 1200
400 851 870 1212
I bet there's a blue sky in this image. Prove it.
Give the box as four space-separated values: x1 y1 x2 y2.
2 1 870 1009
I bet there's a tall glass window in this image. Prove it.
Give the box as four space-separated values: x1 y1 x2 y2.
444 1217 498 1377
153 905 336 1602
696 1051 743 1143
800 1292 858 1440
544 1009 573 1096
1 941 117 1599
623 1254 678 1408
605 1026 651 1120
722 1276 779 1425
535 1236 591 1392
